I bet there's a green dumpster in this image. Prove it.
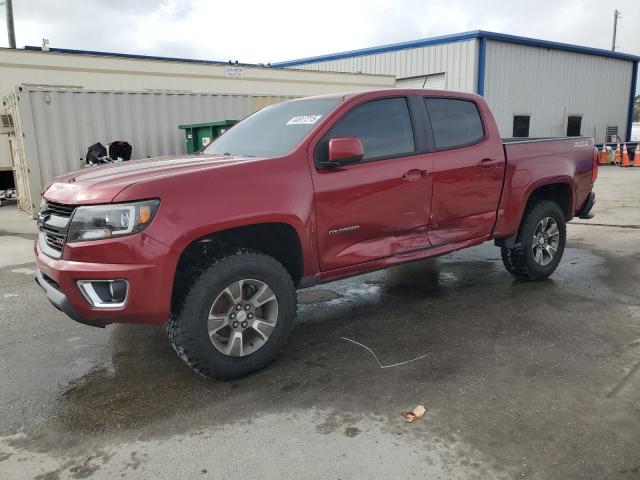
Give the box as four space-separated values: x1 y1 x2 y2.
178 120 237 153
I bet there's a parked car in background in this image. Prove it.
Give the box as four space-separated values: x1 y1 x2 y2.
34 89 597 379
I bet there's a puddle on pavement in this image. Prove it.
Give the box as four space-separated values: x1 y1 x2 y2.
364 258 498 296
3 244 628 460
297 289 342 304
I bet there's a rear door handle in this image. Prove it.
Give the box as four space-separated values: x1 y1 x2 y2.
402 169 429 181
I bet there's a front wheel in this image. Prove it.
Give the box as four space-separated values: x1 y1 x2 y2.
168 250 297 379
501 200 567 281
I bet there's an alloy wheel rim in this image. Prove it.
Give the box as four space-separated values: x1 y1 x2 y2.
207 279 278 357
531 216 560 266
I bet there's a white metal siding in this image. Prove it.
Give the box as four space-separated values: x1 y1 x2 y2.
396 73 446 89
4 86 297 214
483 40 633 142
0 48 395 169
291 40 478 93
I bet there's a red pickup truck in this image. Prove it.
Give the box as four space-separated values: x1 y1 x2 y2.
35 89 597 379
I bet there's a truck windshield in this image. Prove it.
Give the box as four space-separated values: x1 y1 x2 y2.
203 97 342 158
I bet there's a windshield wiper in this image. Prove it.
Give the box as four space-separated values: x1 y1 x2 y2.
217 152 256 158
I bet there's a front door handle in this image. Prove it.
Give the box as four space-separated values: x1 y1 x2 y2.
403 169 429 181
478 158 498 168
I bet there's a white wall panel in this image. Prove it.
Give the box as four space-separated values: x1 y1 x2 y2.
291 40 478 93
484 40 633 141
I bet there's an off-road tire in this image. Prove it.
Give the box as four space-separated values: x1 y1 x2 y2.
168 249 297 379
500 200 566 281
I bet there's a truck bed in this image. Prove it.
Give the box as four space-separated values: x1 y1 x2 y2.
502 136 591 144
491 135 595 239
502 137 594 168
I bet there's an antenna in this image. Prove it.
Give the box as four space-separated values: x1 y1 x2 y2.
3 0 16 48
611 9 621 51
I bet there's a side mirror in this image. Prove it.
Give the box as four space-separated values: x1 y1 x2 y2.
327 137 364 166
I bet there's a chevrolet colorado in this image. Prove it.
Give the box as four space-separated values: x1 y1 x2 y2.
35 89 597 379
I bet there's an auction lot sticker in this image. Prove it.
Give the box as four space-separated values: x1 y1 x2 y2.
286 115 322 125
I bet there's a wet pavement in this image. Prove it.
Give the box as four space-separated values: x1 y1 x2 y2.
1 167 639 479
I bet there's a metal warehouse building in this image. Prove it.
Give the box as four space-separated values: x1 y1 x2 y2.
275 31 639 143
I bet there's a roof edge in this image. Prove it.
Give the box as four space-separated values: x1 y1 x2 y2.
23 45 257 67
477 31 640 62
274 30 640 67
273 31 481 67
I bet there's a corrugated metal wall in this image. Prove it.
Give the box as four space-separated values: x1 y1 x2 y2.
5 86 296 213
484 40 633 141
0 48 395 169
291 40 478 93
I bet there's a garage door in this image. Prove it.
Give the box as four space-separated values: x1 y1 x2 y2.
396 73 446 90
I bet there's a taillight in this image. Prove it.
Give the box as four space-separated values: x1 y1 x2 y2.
592 147 598 183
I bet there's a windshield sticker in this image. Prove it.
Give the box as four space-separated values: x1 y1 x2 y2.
286 115 322 125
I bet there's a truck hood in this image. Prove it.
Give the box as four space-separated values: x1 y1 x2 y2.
43 154 259 205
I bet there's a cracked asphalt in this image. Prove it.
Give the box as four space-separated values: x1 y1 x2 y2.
0 167 639 479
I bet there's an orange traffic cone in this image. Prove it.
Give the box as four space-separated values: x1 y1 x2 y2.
633 144 640 167
599 145 608 165
615 142 622 164
621 143 631 167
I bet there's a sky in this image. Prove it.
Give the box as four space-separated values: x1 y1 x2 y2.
1 0 639 91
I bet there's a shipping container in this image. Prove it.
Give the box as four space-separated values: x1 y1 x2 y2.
2 85 297 215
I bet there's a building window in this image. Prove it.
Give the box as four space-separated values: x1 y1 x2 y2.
566 116 582 137
513 115 530 138
606 126 619 143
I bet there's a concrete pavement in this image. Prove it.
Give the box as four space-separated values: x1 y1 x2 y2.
0 167 639 479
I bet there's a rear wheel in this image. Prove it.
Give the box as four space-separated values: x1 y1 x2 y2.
500 200 566 281
168 250 297 379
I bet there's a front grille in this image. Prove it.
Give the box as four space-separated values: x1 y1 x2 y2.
38 201 76 257
45 201 76 218
43 228 65 253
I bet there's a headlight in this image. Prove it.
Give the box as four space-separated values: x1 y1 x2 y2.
67 199 160 243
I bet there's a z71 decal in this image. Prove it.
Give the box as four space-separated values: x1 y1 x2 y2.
328 225 360 236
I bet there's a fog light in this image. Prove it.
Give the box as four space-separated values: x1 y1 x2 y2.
108 280 128 303
77 279 129 308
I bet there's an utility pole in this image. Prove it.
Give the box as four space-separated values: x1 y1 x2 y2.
611 9 621 51
3 0 16 48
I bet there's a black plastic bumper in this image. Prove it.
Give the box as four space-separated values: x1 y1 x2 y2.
35 269 106 328
578 192 596 219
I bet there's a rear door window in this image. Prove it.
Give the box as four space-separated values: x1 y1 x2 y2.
425 98 485 150
320 97 415 161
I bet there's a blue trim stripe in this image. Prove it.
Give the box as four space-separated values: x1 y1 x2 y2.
478 31 640 62
476 37 486 96
273 31 480 67
626 61 638 142
24 45 257 67
273 30 640 67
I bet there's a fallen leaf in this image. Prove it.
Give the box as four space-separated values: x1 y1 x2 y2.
401 405 427 423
